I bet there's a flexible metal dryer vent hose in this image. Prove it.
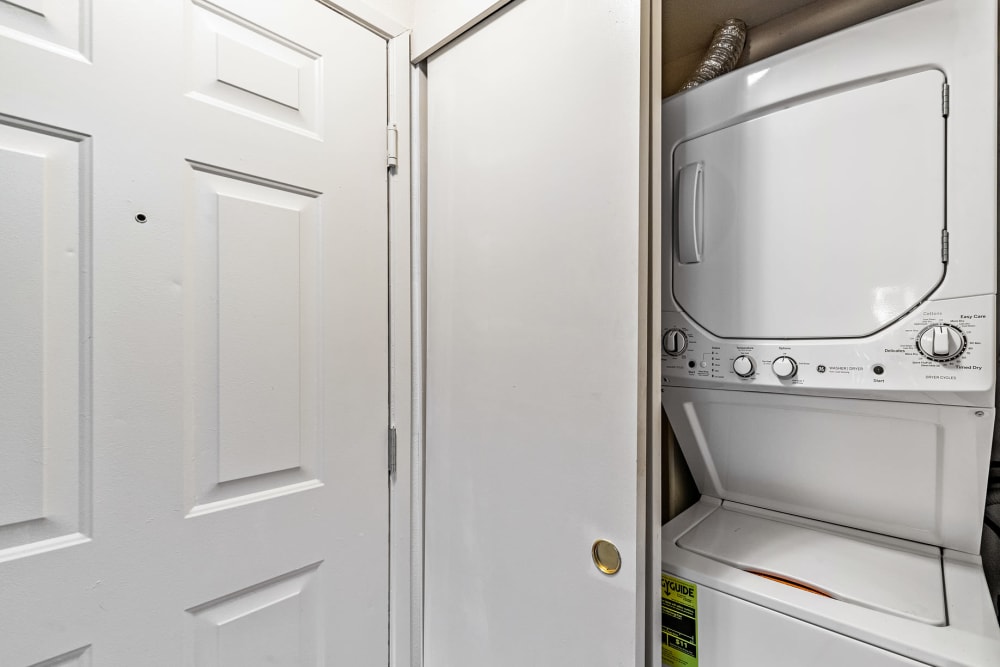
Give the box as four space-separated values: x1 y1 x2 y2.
680 18 748 91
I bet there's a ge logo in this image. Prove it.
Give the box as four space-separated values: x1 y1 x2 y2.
816 365 827 373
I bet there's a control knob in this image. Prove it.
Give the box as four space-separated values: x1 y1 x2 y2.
662 329 688 356
733 355 755 378
771 356 797 379
916 324 965 361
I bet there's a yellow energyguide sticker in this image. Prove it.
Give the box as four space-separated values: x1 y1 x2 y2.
661 574 698 666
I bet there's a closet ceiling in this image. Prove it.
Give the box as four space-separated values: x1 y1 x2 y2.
662 0 920 96
663 0 816 66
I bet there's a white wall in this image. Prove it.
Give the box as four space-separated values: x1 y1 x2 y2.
364 0 414 27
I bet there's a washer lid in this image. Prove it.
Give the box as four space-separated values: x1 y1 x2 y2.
677 503 946 626
671 69 946 339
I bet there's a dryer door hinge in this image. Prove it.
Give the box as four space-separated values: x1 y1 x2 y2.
388 426 397 477
386 125 399 169
941 229 950 263
942 83 950 117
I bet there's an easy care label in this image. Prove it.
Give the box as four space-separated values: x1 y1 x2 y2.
662 574 698 666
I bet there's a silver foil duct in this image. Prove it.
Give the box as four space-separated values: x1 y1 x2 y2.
680 18 748 91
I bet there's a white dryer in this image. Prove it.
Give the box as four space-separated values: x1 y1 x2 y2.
660 1 1000 665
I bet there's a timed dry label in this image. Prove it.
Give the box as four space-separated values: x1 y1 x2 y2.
662 574 698 667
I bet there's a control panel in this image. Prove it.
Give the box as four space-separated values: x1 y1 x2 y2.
661 295 996 407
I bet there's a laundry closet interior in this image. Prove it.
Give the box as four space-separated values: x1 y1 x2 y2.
656 1 1000 666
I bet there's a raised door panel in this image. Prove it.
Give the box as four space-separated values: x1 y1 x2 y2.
186 0 321 137
186 563 321 666
0 0 89 61
184 165 323 514
28 648 91 667
0 118 89 558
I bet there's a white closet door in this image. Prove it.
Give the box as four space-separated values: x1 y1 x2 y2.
0 1 390 664
424 0 649 664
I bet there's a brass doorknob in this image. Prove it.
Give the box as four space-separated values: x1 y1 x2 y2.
592 539 621 575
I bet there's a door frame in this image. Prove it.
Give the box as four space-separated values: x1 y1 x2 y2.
644 2 662 665
312 4 414 667
387 30 416 667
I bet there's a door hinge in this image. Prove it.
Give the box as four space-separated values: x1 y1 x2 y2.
386 125 398 169
942 83 950 117
388 426 397 477
941 229 950 263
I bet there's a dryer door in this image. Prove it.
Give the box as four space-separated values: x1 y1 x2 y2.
672 69 946 340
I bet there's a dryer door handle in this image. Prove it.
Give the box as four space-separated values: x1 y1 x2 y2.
677 162 704 264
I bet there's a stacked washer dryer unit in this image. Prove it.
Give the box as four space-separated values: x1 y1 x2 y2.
660 1 1000 665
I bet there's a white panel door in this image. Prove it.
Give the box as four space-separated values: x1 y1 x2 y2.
0 1 390 664
425 0 648 664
